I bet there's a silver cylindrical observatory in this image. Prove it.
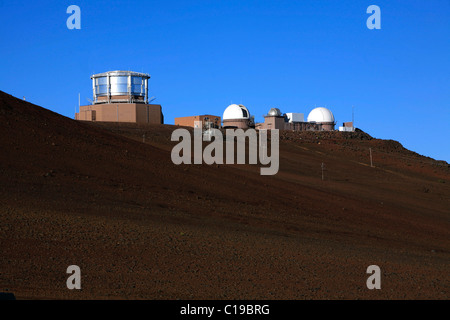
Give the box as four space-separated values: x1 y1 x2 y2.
91 70 150 104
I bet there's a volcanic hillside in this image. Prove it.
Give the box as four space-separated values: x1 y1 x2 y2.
0 91 449 299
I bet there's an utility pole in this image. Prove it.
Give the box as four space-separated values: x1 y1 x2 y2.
321 162 325 181
369 148 373 167
352 105 354 127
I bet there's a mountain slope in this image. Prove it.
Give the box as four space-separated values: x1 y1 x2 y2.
0 91 449 299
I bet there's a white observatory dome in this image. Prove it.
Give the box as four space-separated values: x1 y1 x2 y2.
268 108 282 117
307 107 335 123
223 104 250 120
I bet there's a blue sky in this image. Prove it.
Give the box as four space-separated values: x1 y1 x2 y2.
1 0 449 161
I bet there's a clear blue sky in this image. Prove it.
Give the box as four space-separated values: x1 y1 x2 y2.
1 0 449 161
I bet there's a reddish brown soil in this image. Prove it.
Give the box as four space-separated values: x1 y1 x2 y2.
0 91 449 300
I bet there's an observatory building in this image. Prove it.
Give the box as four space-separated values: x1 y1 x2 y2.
75 71 163 124
306 107 335 131
222 104 254 129
257 107 322 131
259 108 286 130
339 122 355 132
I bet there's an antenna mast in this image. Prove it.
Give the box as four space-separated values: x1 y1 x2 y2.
352 105 355 127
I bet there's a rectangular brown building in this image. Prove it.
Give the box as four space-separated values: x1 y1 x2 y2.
175 115 221 129
76 103 163 124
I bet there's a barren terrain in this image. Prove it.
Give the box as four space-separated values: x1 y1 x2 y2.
0 91 449 299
